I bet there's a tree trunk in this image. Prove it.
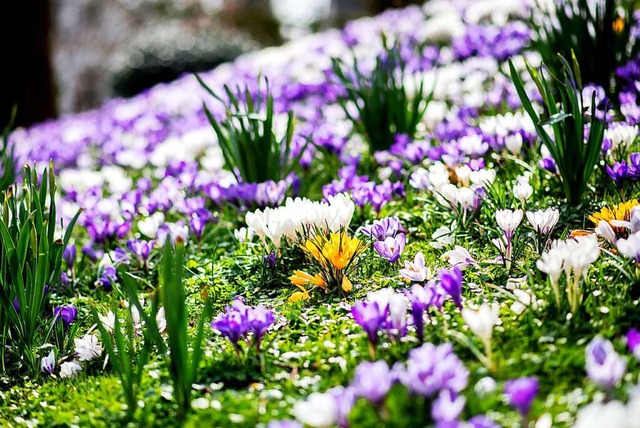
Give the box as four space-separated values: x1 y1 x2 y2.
1 0 56 127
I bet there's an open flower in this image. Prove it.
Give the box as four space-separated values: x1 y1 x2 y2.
74 334 102 362
373 233 406 263
589 200 640 238
526 208 560 235
443 245 476 269
504 377 539 417
399 251 430 282
585 336 626 390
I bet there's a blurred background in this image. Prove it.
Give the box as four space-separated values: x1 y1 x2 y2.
2 0 422 128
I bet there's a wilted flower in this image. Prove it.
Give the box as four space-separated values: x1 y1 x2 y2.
504 377 539 417
585 336 626 390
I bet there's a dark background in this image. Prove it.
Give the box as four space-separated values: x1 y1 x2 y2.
1 0 421 128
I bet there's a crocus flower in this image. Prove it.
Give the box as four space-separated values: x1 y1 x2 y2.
351 300 388 348
405 282 444 342
54 305 78 326
211 310 249 353
351 360 393 404
585 336 626 390
461 303 500 345
504 377 539 417
617 231 640 263
399 251 430 282
292 392 338 428
373 233 406 263
461 303 500 371
41 350 56 375
63 244 76 269
399 342 469 396
361 216 401 240
74 334 103 362
526 208 560 235
246 305 275 350
59 361 82 379
439 266 463 308
126 239 154 266
443 245 477 269
495 209 523 239
626 328 640 359
432 389 466 423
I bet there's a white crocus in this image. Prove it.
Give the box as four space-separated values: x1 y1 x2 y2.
505 133 523 154
526 208 560 235
137 212 165 238
399 252 430 282
98 311 116 333
513 178 533 206
74 334 103 362
443 245 477 269
59 361 83 379
617 232 640 264
430 225 454 249
292 392 338 427
461 303 500 371
595 220 617 245
41 350 56 374
495 209 523 236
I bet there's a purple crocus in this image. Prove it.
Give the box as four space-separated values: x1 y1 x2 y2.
63 244 76 270
54 305 78 326
606 161 630 184
398 342 469 397
361 216 402 240
626 328 640 359
264 253 277 268
585 336 626 390
98 265 118 291
373 233 406 263
126 239 154 266
246 305 275 351
211 310 249 354
439 266 463 309
351 360 393 404
405 282 445 342
431 389 466 424
351 300 389 347
504 377 538 417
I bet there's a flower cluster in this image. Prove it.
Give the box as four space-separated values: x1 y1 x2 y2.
211 298 275 354
290 231 365 300
362 216 406 263
536 235 600 312
245 193 355 249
